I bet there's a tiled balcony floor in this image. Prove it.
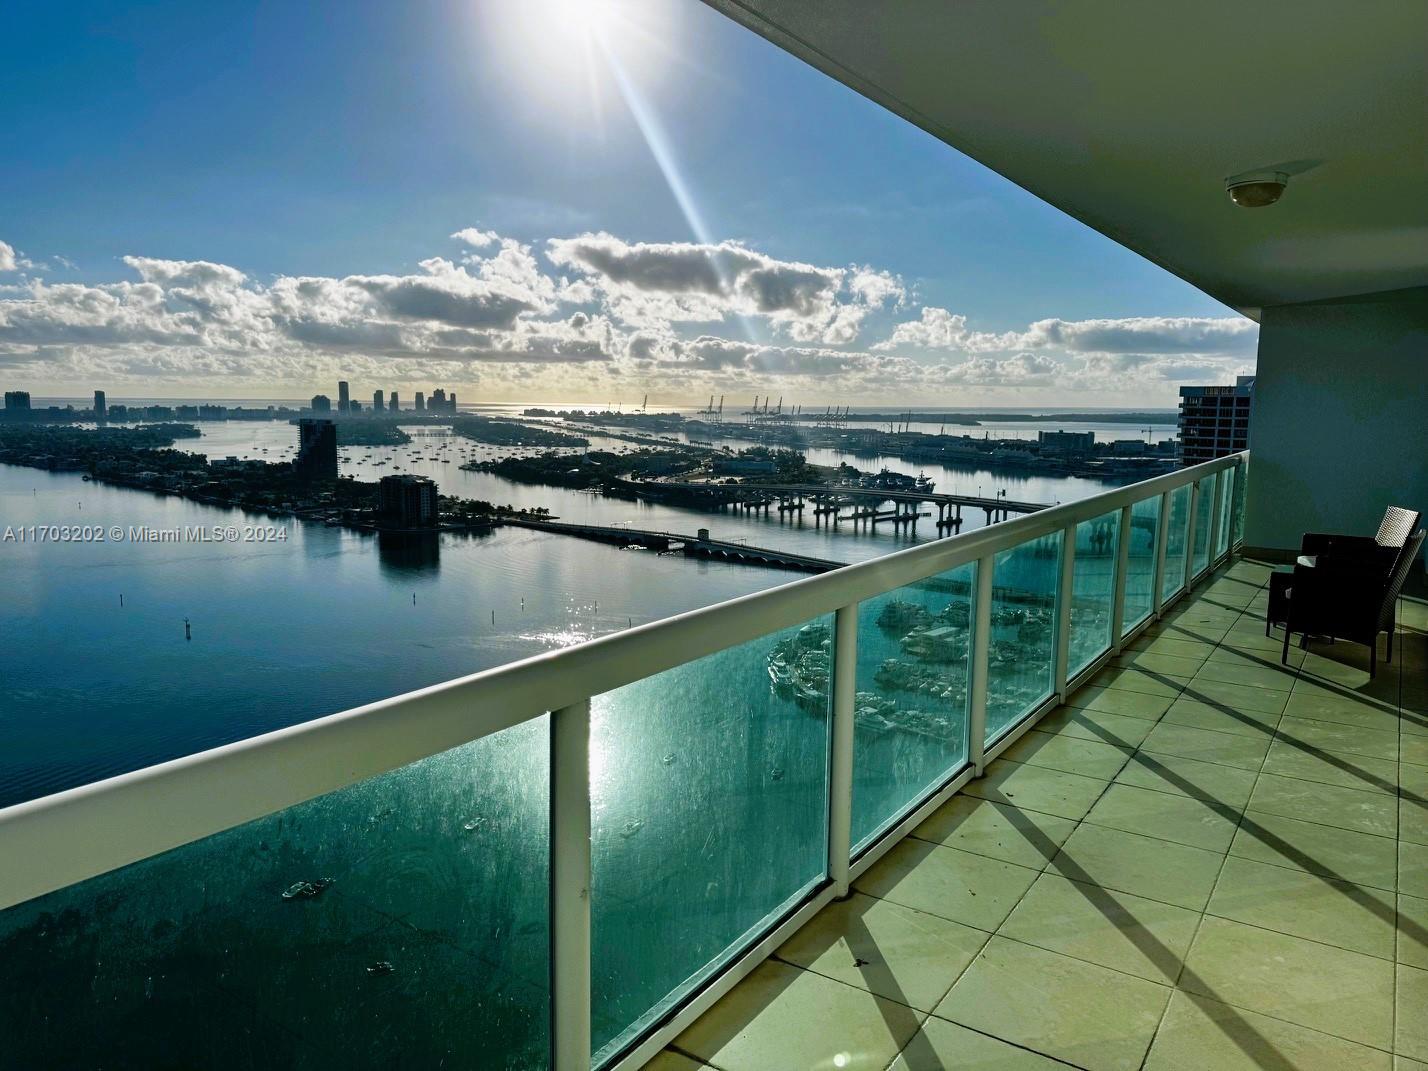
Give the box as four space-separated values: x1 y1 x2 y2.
650 558 1428 1071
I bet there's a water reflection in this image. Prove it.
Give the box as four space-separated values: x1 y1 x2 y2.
376 531 441 576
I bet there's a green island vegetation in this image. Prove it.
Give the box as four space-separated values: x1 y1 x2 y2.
451 416 589 448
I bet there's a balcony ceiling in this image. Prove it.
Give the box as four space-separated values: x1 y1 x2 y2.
706 1 1428 317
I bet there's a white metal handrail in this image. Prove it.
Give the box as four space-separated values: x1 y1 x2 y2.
0 450 1248 1071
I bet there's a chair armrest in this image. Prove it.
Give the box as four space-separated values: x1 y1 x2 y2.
1300 532 1379 556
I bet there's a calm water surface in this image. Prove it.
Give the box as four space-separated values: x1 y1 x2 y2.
0 420 1119 1068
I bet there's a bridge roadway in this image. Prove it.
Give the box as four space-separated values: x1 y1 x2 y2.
633 480 1051 524
501 518 846 573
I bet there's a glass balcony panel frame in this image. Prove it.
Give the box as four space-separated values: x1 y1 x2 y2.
1067 509 1120 678
1121 495 1161 635
589 613 835 1063
1160 484 1192 603
849 564 975 854
985 530 1063 744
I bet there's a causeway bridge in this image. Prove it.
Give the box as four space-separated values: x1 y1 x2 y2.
623 480 1052 529
502 518 846 573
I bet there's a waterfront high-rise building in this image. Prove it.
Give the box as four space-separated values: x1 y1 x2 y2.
430 388 446 412
337 380 350 413
294 419 338 481
93 390 107 420
414 392 425 412
310 394 332 413
373 390 384 412
378 474 439 528
389 392 399 412
448 392 458 413
1178 375 1254 465
4 391 31 411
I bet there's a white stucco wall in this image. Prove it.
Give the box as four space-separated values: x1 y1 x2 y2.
1245 287 1427 565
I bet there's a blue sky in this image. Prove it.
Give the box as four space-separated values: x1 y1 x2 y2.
0 0 1255 404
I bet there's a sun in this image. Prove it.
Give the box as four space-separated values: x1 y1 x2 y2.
472 0 676 129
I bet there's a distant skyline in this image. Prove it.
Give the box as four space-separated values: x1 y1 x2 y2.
0 0 1256 405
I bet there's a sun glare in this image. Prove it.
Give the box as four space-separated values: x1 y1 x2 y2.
476 0 674 129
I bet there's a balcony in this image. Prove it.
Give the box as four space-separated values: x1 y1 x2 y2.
0 453 1423 1068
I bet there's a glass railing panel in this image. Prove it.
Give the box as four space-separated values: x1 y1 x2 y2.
986 533 1062 742
1230 460 1249 547
0 719 552 1069
1214 467 1235 559
1122 496 1161 634
590 615 832 1063
1068 510 1120 677
1160 484 1191 601
850 564 974 851
1190 477 1214 577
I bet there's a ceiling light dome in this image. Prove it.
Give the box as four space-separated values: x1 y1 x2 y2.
1226 170 1289 208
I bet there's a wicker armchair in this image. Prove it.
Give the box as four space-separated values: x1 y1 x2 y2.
1278 526 1425 675
1267 506 1421 635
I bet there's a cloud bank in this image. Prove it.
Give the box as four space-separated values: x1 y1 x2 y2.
0 228 1256 402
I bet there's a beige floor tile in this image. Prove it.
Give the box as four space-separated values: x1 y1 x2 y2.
887 1016 1069 1070
776 893 988 1013
1399 963 1428 1062
999 732 1133 781
1050 822 1223 910
1400 893 1428 969
1085 783 1239 852
1403 711 1428 738
1064 685 1175 720
1160 697 1279 738
1149 619 1231 644
1113 751 1258 809
1405 798 1428 847
1086 667 1191 699
673 959 921 1071
1207 855 1396 959
854 840 1039 932
1218 628 1306 656
1181 916 1395 1050
1398 1054 1428 1070
1178 677 1290 715
1128 635 1217 659
1249 773 1398 838
1139 721 1271 771
998 872 1200 983
1277 716 1401 762
1259 738 1399 794
1404 738 1428 767
964 761 1110 821
1143 990 1393 1071
1112 651 1208 677
1036 704 1156 748
934 936 1171 1071
1191 657 1300 692
911 795 1076 872
1282 690 1403 733
1404 842 1428 896
646 1051 708 1071
1229 809 1399 891
1404 762 1428 796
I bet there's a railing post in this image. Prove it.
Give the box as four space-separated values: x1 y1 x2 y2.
1109 505 1133 653
828 603 858 899
1207 468 1226 566
1151 490 1171 618
1183 480 1201 589
551 699 592 1071
968 554 995 774
1053 523 1076 701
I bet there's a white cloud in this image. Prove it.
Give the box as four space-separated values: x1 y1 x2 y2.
0 241 15 273
0 226 1257 402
